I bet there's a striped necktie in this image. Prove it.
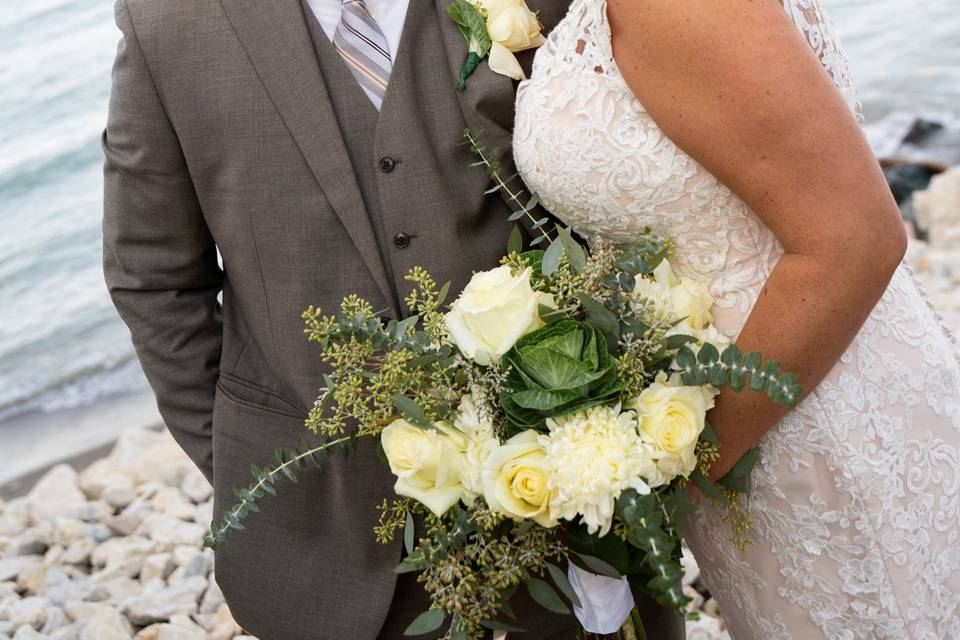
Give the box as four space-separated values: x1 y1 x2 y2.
332 0 393 110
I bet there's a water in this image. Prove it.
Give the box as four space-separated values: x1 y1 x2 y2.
0 0 958 425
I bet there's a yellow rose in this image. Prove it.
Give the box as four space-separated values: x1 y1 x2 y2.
380 419 467 516
482 430 556 527
444 266 555 366
474 0 545 80
626 375 717 483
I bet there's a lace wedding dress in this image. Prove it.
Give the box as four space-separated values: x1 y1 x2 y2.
513 1 960 638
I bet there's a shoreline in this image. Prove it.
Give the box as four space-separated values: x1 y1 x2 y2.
0 390 162 497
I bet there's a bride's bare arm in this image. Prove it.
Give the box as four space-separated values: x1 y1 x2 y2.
606 0 907 480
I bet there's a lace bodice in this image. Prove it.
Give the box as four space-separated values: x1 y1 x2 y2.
514 0 863 338
514 2 960 638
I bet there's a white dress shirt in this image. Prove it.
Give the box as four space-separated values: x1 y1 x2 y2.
306 0 410 105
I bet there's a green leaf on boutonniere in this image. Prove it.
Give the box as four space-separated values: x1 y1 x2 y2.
446 0 492 91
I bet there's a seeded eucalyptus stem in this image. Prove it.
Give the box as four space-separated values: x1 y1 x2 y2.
463 129 554 246
204 435 353 549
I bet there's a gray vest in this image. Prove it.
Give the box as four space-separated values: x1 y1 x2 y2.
301 1 480 314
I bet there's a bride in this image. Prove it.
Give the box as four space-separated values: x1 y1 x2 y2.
513 0 960 638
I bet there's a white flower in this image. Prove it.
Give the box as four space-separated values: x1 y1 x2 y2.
631 259 715 331
625 374 717 483
380 419 467 516
483 430 556 527
540 405 659 535
473 0 545 80
444 266 555 366
454 392 500 504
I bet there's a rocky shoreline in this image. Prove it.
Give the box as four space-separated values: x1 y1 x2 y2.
1 126 958 640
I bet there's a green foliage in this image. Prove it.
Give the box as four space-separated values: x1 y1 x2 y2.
500 319 622 433
446 0 492 91
675 344 803 407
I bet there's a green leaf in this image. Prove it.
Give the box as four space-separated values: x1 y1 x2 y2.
436 281 452 307
572 552 622 580
526 193 540 211
391 395 428 424
404 511 415 556
526 578 570 615
666 334 698 350
541 237 564 275
700 421 719 446
557 226 587 273
690 470 724 501
404 608 445 636
445 0 491 57
508 209 527 221
578 295 619 338
697 342 720 365
507 225 524 255
546 563 582 607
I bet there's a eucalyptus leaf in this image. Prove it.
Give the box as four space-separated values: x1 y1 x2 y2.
403 511 415 555
404 608 445 636
507 225 523 255
541 237 564 275
546 563 582 607
526 577 570 615
391 394 428 424
690 470 724 501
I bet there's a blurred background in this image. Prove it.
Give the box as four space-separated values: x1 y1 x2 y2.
0 0 958 483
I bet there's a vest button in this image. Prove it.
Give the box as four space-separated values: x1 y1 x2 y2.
379 157 397 173
393 232 411 249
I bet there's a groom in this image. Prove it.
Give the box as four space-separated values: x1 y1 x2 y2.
102 0 683 638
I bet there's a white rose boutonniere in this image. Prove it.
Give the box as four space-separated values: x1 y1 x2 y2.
444 265 555 366
446 0 545 90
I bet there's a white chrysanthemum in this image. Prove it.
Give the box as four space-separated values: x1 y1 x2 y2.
540 405 659 535
455 391 500 503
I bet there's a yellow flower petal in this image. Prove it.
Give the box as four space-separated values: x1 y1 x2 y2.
488 41 526 81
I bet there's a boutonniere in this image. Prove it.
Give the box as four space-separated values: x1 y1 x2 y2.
446 0 546 91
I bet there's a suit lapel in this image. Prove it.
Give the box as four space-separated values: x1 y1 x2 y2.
219 0 395 309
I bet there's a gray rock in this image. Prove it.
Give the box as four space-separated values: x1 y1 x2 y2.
121 576 207 626
77 606 132 640
26 466 86 523
6 596 50 630
74 502 112 525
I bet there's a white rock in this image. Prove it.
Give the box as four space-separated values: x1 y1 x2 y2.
41 571 97 607
7 530 50 557
0 508 27 537
915 167 960 251
192 501 212 527
78 606 133 640
78 460 132 502
6 596 50 630
198 577 224 615
99 576 142 605
13 627 49 640
179 471 212 505
133 615 206 640
40 605 69 634
681 546 700 586
151 489 195 522
91 536 153 569
0 557 44 583
51 519 88 548
60 539 94 566
107 430 193 488
140 515 205 552
26 466 87 523
49 623 83 640
64 600 111 622
122 576 207 626
90 558 142 584
75 502 112 524
168 551 211 583
103 486 136 512
139 554 174 583
16 563 48 595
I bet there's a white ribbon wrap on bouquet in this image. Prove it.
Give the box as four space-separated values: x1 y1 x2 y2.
567 563 635 634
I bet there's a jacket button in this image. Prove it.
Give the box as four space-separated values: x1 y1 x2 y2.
393 232 411 248
379 157 397 173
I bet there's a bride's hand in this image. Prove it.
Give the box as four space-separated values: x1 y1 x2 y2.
607 0 907 459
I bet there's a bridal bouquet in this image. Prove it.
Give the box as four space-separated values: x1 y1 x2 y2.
206 134 801 639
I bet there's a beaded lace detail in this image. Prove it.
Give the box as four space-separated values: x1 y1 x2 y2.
514 1 960 637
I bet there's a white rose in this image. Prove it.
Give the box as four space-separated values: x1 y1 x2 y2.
625 374 717 483
482 430 556 527
380 419 467 516
631 259 715 331
473 0 545 80
454 393 500 504
444 266 555 366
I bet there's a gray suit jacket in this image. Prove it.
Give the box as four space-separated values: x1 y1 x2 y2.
102 1 683 638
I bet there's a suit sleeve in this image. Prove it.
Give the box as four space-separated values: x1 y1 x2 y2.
102 0 222 483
